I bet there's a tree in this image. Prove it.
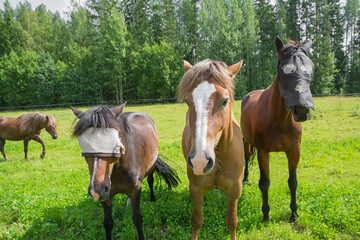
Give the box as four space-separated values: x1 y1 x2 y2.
254 0 279 89
328 0 346 93
98 7 128 104
0 0 23 56
311 0 336 94
344 0 360 93
0 50 39 106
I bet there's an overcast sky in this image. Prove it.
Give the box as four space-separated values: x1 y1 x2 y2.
0 0 85 19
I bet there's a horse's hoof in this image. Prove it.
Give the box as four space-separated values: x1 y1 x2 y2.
40 154 45 158
262 216 269 223
290 213 299 224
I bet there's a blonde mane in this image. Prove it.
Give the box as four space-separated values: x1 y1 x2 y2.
177 59 235 102
19 112 48 131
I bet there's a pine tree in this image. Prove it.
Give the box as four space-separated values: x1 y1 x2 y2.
328 0 346 93
311 0 336 94
254 0 278 89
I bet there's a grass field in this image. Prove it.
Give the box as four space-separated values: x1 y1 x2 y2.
1 96 360 240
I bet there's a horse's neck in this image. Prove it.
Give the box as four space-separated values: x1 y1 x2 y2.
268 75 292 123
33 114 47 131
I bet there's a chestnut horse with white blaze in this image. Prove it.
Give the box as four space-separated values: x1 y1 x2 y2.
71 104 179 240
241 37 315 223
0 112 58 160
177 59 244 240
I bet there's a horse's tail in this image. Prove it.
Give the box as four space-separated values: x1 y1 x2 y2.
155 157 180 189
248 144 256 165
243 137 256 164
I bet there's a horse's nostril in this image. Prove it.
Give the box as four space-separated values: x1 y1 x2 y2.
204 157 214 174
187 156 194 168
104 186 109 193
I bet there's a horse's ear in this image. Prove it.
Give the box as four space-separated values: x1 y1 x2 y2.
302 41 311 55
227 60 243 77
71 106 83 118
184 60 192 72
276 36 284 51
113 102 127 118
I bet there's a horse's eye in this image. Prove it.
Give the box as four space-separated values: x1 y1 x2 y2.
283 64 297 74
222 98 229 107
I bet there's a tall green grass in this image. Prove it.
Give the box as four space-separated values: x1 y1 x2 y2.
1 96 359 239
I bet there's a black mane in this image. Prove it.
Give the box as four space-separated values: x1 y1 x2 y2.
72 106 121 137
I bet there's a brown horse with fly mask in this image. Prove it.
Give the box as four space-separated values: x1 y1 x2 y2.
241 37 315 223
0 112 58 160
71 104 179 240
177 59 244 240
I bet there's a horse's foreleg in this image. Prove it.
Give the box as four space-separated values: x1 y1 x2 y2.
130 187 145 240
23 140 29 160
243 140 251 182
33 136 45 158
0 139 7 160
258 149 270 222
225 191 241 240
286 147 300 223
190 184 204 240
147 171 155 202
101 198 114 240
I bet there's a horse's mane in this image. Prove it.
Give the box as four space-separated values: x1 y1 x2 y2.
177 59 235 102
72 106 129 137
19 112 47 131
278 40 302 60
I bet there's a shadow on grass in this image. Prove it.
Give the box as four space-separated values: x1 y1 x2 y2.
19 181 301 240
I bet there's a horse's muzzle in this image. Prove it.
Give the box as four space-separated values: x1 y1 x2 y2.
291 106 310 122
88 184 110 201
52 135 58 139
187 152 215 175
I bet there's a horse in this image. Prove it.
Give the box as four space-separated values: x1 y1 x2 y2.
177 59 244 240
240 37 315 223
0 112 58 160
71 104 180 240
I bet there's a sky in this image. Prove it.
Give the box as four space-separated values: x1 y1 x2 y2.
0 0 85 19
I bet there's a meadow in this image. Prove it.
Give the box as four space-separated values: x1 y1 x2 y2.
0 96 359 240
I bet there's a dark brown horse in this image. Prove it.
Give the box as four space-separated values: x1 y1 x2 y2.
178 59 244 240
241 37 314 222
71 104 179 240
0 112 58 160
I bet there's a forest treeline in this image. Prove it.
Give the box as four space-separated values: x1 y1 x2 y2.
0 0 359 107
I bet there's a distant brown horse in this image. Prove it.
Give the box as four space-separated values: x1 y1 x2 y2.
241 37 315 222
71 104 179 240
0 112 58 160
177 59 244 240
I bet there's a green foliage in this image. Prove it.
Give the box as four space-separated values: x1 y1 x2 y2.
135 41 183 99
0 97 360 239
0 50 39 106
0 0 359 107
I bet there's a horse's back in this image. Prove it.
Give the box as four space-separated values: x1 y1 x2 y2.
122 112 159 174
240 89 267 147
124 112 157 136
241 90 264 111
0 117 22 140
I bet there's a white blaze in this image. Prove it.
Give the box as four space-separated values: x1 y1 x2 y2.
192 81 216 153
90 157 98 189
